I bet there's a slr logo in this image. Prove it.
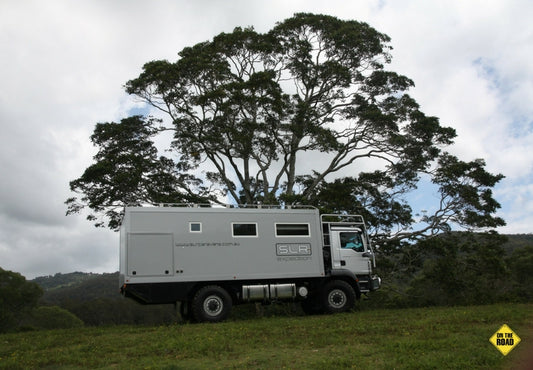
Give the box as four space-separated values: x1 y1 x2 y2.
276 243 312 256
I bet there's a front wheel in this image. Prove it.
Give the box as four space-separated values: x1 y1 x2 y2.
192 285 232 323
321 280 356 314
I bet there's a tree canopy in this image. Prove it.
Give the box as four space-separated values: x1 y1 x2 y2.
66 116 211 229
67 13 504 241
0 267 43 332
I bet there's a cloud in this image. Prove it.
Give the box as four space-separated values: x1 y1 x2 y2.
0 211 118 279
496 180 533 234
0 0 532 279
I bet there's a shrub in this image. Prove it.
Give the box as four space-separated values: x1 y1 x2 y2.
21 306 84 330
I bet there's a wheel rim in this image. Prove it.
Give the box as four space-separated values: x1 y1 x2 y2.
203 295 224 317
328 289 347 308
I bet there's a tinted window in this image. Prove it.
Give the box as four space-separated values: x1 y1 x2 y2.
232 223 257 236
189 222 202 232
276 223 310 236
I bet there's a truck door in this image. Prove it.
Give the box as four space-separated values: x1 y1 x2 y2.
330 228 371 276
127 233 174 277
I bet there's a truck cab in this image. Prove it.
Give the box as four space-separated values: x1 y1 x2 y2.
321 214 381 293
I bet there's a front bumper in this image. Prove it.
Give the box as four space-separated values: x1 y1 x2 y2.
370 275 381 291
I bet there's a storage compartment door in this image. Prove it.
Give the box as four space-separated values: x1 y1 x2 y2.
127 233 173 277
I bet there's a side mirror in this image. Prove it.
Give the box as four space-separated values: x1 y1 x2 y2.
362 251 373 258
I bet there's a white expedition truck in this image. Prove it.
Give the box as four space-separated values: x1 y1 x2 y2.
120 205 381 322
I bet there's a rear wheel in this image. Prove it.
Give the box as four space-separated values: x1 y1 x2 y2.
192 285 232 323
321 280 356 314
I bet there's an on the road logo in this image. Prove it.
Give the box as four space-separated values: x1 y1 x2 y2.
489 324 521 356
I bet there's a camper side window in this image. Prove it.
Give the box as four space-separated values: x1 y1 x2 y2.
232 223 257 237
275 223 310 236
189 222 202 233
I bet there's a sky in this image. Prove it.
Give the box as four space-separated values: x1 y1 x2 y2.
1 0 532 279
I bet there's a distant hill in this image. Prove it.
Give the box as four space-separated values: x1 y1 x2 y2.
502 234 533 253
37 272 120 304
33 272 101 291
32 272 177 326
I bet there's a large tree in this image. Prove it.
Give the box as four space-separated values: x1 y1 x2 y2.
68 13 504 239
66 116 212 229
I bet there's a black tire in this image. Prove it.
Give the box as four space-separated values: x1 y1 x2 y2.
192 285 232 323
321 280 356 314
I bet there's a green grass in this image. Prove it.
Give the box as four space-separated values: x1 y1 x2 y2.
1 303 532 369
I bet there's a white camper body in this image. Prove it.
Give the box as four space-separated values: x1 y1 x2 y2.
120 205 380 322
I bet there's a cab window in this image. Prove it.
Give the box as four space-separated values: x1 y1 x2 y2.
340 232 364 252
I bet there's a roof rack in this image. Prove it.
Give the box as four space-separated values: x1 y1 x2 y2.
151 203 317 210
320 213 365 226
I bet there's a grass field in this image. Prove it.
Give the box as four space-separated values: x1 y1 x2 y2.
1 303 532 369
